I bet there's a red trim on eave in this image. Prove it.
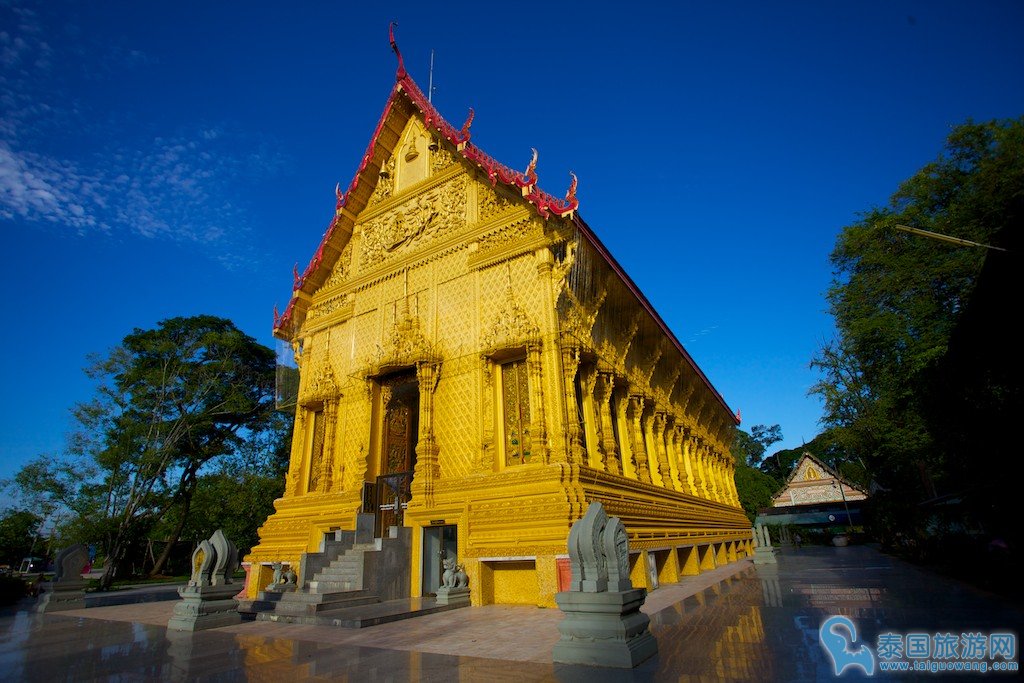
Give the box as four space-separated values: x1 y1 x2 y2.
571 213 737 423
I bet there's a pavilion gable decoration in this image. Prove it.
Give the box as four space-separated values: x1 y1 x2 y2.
771 452 868 508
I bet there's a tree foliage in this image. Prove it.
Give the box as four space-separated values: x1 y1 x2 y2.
12 316 277 588
731 424 783 467
811 117 1023 539
0 509 42 567
732 425 784 522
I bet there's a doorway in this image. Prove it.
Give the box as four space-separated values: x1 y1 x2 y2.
373 371 419 537
422 524 457 596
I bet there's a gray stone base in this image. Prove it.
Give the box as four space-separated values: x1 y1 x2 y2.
753 548 778 565
553 589 658 668
35 583 87 613
435 586 470 606
167 585 242 632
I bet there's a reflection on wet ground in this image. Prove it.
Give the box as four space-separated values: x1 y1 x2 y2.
1 545 1019 681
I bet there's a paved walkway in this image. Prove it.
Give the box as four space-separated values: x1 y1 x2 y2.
1 545 1020 681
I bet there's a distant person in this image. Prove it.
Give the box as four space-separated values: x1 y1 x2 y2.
794 533 803 550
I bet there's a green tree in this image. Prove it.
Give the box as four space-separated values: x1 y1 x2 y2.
811 118 1023 522
733 465 779 524
732 424 783 467
731 425 783 522
13 315 276 589
0 509 42 567
152 409 292 562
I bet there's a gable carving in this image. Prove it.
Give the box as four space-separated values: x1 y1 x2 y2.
368 155 396 206
478 183 516 222
358 174 467 270
324 242 354 289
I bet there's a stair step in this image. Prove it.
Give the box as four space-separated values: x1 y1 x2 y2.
278 589 374 605
307 581 360 593
315 568 361 579
272 592 381 615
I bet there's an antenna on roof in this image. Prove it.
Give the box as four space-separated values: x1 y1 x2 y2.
428 49 435 103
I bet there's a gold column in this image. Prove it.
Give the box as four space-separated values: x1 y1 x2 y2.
726 462 740 507
560 344 586 466
695 440 712 499
666 422 684 492
709 452 724 502
581 366 606 471
652 411 672 489
692 438 708 497
595 372 620 475
414 361 441 506
672 424 690 493
627 395 652 484
683 432 702 497
525 341 549 464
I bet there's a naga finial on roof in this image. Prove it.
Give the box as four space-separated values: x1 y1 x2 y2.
525 148 538 185
565 172 578 204
458 108 474 142
389 21 405 78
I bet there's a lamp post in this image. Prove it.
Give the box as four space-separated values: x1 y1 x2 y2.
832 478 854 534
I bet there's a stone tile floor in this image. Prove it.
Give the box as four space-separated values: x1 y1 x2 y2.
1 545 1020 681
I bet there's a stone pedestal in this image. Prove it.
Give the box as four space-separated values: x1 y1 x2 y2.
552 502 658 669
168 528 242 631
167 585 242 632
553 588 658 668
752 524 778 565
35 543 90 613
35 580 87 613
435 586 470 607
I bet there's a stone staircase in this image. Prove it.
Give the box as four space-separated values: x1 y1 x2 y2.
254 540 383 622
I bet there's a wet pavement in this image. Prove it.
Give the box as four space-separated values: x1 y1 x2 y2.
1 545 1020 681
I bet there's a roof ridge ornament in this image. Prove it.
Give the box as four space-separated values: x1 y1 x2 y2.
457 108 474 144
565 171 578 204
524 148 538 186
389 21 406 79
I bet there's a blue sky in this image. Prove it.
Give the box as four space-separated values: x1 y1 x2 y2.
2 1 1022 483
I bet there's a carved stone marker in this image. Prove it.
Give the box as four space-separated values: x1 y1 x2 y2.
167 529 242 631
552 502 658 668
752 524 778 565
35 543 89 612
435 553 470 606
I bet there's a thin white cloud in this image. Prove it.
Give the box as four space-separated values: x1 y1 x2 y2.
0 0 282 270
0 141 103 232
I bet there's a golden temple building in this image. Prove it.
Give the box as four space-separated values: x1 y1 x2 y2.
246 36 752 608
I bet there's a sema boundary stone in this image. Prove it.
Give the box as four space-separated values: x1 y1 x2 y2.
168 529 242 632
35 544 89 613
552 502 658 668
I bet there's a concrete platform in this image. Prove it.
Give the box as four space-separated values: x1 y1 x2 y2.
2 546 1020 681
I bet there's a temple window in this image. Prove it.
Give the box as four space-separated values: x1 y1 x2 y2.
500 357 532 466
